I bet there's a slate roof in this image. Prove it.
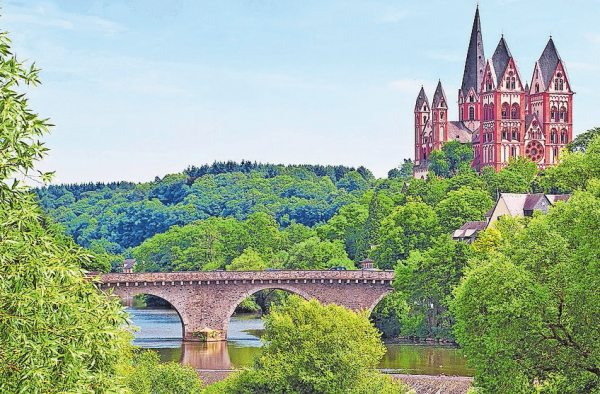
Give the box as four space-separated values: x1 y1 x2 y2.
523 194 547 210
546 194 571 204
415 87 430 112
525 113 540 131
447 121 474 143
123 258 136 270
432 81 448 109
491 37 513 86
451 221 487 241
461 6 485 95
538 38 561 91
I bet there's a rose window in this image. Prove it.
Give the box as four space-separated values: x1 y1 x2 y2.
525 140 544 162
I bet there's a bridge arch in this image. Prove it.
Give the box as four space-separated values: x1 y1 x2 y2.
223 284 312 336
98 270 394 341
105 286 190 339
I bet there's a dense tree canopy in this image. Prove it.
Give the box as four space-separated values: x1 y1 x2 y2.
205 296 410 394
452 138 600 393
0 27 135 393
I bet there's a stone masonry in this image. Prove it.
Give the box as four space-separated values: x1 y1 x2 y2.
98 270 394 341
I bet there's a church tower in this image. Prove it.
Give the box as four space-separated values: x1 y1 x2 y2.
478 37 526 171
458 6 485 132
414 87 432 178
431 81 448 151
528 38 573 167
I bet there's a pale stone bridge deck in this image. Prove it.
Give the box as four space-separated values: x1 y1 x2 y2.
99 270 395 341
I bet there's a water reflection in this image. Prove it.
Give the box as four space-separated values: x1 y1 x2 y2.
126 308 473 376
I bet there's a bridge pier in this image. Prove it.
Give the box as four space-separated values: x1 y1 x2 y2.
98 270 394 341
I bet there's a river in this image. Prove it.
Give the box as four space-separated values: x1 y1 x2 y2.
126 307 473 376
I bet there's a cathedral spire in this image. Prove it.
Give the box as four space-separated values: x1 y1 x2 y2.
460 7 485 95
432 80 448 109
414 86 430 112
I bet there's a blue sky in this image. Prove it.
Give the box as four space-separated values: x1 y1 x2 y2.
3 0 600 183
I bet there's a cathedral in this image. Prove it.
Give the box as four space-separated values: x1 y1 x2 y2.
413 7 574 178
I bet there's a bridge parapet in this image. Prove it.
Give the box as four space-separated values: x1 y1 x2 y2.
98 270 395 341
99 270 395 284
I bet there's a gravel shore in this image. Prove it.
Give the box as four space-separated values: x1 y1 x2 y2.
197 370 473 393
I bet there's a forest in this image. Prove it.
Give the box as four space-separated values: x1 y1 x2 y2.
32 130 596 344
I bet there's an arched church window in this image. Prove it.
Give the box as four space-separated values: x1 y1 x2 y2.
535 83 540 93
551 128 558 144
554 78 559 90
511 77 516 89
560 129 567 144
489 103 494 120
469 107 474 120
559 79 564 90
511 103 520 119
551 106 558 122
501 103 510 119
469 96 474 103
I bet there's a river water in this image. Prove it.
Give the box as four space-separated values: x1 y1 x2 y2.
126 307 473 376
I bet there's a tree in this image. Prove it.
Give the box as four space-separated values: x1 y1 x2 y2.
435 186 494 233
124 350 204 394
451 188 600 393
429 149 450 178
206 296 410 394
0 28 133 392
226 248 267 271
388 158 414 181
369 200 441 270
567 127 600 153
442 141 474 175
395 235 472 340
285 237 353 270
542 135 600 192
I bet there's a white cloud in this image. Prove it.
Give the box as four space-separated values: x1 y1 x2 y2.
3 3 125 36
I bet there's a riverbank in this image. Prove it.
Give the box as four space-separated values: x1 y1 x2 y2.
197 370 473 393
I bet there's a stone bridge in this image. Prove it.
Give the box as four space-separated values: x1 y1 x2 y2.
98 270 394 341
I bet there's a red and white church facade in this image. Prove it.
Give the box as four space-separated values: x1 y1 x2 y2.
413 7 573 178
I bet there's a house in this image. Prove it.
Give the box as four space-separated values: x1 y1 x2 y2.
452 193 570 243
451 221 487 244
123 258 136 274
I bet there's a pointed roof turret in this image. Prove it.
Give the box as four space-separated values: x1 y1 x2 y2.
538 37 563 90
460 6 485 95
432 80 448 109
415 86 430 112
491 36 513 85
